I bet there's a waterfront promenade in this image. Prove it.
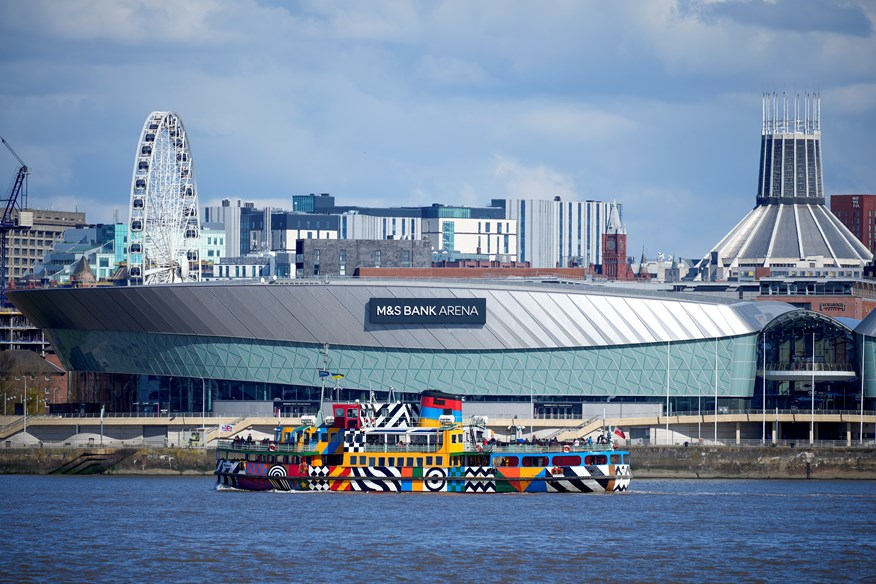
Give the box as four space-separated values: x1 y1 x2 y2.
1 409 874 450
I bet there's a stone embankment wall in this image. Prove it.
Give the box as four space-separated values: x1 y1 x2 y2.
0 446 875 478
632 446 876 479
0 447 215 475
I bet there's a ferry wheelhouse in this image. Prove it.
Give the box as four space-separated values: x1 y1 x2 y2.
215 390 631 494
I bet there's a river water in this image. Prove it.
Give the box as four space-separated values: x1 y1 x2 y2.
0 475 874 583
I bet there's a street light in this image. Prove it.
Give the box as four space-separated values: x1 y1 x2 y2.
810 330 815 446
762 333 767 445
15 376 28 446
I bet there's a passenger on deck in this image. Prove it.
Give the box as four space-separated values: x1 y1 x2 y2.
246 433 253 444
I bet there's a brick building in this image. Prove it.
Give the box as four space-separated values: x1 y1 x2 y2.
295 238 432 277
831 194 876 254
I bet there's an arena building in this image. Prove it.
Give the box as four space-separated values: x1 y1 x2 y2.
9 278 875 443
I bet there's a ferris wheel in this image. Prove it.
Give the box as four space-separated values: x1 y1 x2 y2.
127 111 200 284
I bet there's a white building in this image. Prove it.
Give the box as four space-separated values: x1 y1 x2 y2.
491 198 618 268
339 213 422 242
422 217 518 261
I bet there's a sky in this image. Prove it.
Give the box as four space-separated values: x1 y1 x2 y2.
0 0 874 260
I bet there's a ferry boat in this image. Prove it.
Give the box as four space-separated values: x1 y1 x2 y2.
215 390 631 494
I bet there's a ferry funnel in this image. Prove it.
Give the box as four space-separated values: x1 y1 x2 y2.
418 390 462 427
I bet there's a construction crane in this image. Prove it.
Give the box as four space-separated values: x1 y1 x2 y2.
0 135 31 307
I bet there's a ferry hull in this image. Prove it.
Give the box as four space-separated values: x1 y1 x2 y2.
215 458 631 494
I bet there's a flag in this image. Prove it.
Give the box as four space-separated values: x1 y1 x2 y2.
331 373 345 380
221 424 233 432
613 427 627 440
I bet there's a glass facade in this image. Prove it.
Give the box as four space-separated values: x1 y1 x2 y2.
757 312 860 411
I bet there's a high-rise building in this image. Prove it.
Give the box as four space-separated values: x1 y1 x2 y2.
831 194 876 256
203 199 269 257
491 198 616 269
699 94 871 281
7 209 86 279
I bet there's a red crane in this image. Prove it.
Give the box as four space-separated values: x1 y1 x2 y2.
0 136 30 307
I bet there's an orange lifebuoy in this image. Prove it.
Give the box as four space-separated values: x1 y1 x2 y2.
269 444 277 452
562 445 571 453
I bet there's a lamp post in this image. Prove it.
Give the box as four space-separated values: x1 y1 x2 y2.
861 335 866 446
665 340 670 445
17 375 28 446
762 333 766 445
714 337 718 444
810 330 816 446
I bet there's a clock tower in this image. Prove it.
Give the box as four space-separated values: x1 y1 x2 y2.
601 201 633 281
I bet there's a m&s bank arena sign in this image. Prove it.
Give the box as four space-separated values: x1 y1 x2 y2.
369 298 486 325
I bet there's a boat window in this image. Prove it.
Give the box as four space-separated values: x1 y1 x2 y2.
359 456 366 465
552 455 581 466
436 456 443 465
610 454 622 464
417 458 423 467
585 455 608 465
407 457 414 467
426 456 433 465
378 457 385 466
522 456 548 467
347 408 358 418
500 456 518 467
334 407 344 417
387 457 394 466
368 457 376 466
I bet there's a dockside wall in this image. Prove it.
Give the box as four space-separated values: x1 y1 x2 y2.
1 446 875 479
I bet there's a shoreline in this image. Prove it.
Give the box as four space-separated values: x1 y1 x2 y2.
2 445 875 479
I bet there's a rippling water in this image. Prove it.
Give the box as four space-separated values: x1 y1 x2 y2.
1 475 874 583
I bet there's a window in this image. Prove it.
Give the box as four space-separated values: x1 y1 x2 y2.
368 457 376 466
436 456 443 465
442 222 455 251
374 250 381 268
426 456 433 465
407 457 414 467
339 249 346 276
522 456 548 467
359 456 366 465
401 250 411 268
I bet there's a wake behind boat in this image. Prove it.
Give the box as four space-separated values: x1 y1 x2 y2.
215 390 631 493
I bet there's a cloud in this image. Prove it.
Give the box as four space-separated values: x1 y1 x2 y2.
493 155 577 199
415 55 490 86
2 0 233 45
518 105 637 143
678 0 874 37
0 1 874 260
823 83 876 114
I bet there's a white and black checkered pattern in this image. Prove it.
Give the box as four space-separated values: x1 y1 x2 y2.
343 430 366 452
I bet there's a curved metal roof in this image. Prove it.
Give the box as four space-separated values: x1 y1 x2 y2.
704 204 871 268
855 309 876 337
9 279 796 351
